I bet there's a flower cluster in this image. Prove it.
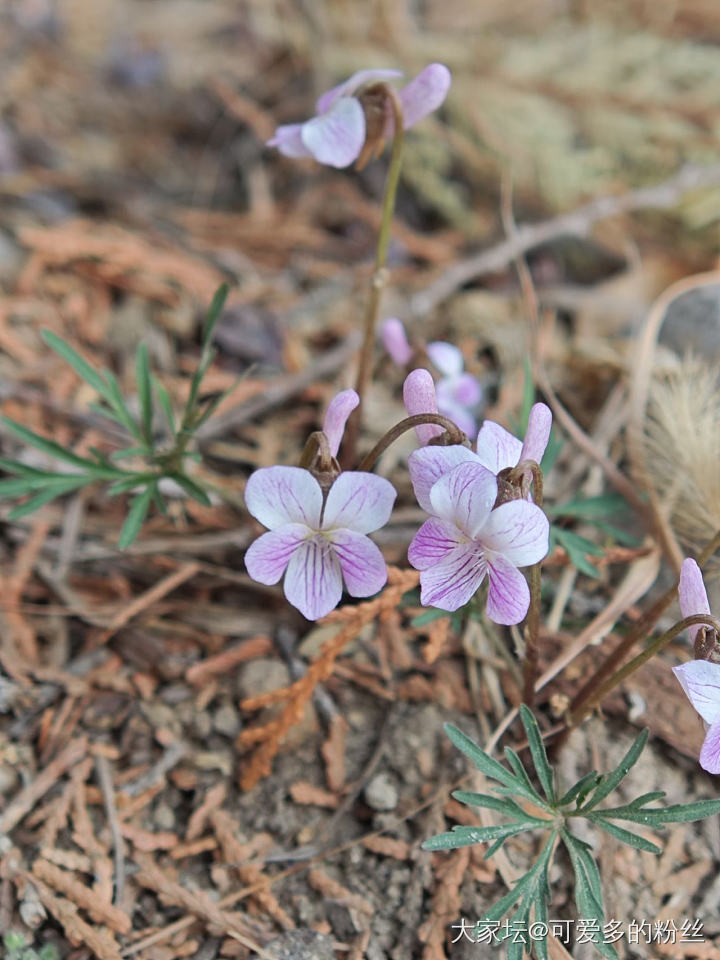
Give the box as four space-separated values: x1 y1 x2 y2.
244 378 551 625
382 318 482 437
672 559 720 774
267 64 451 169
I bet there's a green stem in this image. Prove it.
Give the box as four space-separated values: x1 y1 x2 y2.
570 613 720 723
356 414 467 473
342 90 405 467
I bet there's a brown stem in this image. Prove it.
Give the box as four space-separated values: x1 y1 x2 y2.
523 562 542 706
356 414 467 473
298 431 334 471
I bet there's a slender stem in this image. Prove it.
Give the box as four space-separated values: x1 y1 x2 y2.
356 414 467 473
342 90 405 467
565 528 720 732
570 614 720 723
523 562 542 706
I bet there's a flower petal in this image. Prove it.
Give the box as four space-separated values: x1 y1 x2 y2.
284 536 343 620
266 123 313 158
427 341 464 378
486 554 531 625
245 466 322 530
381 317 413 366
244 524 309 584
520 403 552 465
419 542 487 611
403 368 443 445
408 444 478 513
673 660 720 725
700 721 720 774
408 516 465 570
451 372 483 408
301 97 365 168
399 63 451 129
316 68 403 114
429 461 497 538
329 528 387 597
480 500 549 567
679 558 712 643
435 390 477 439
475 421 523 473
322 389 359 457
322 472 396 534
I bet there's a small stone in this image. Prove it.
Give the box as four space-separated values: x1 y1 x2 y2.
236 659 290 700
213 703 240 739
264 930 335 960
154 802 175 831
365 772 398 812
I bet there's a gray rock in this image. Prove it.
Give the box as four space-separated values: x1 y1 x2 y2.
264 930 335 960
364 772 399 812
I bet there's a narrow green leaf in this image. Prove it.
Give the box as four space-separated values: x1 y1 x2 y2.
600 798 720 825
580 729 649 811
201 282 229 347
118 484 155 549
451 790 549 823
110 446 149 461
558 771 600 807
136 342 154 446
152 375 176 436
42 330 111 400
410 608 449 628
548 493 630 520
444 723 519 790
627 791 666 807
587 816 661 853
1 418 115 474
550 526 602 579
8 479 89 518
563 830 618 960
503 747 549 808
519 704 556 804
170 473 212 506
422 822 532 851
102 369 143 442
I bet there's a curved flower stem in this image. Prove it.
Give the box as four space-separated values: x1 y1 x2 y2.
298 431 334 471
356 414 467 473
564 527 720 735
342 90 405 467
522 463 545 705
569 614 720 724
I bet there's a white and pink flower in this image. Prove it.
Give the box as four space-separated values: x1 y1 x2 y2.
267 64 451 169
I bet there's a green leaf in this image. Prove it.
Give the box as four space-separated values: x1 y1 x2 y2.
102 369 143 442
548 493 630 521
136 342 154 447
201 282 229 347
599 798 720 825
503 747 549 808
580 728 649 811
410 608 450 628
1 418 116 475
422 821 532 851
8 479 89 519
519 704 556 804
563 830 618 960
444 724 519 791
587 815 661 853
106 474 156 496
42 330 111 399
451 790 549 823
152 374 176 436
170 473 212 506
558 771 600 807
627 791 666 808
182 284 229 427
550 525 602 579
118 484 155 548
110 446 149 461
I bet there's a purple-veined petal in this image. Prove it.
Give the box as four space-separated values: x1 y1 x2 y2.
245 466 322 530
429 461 497 538
480 500 549 567
679 558 712 643
486 554 531 625
700 721 720 774
427 341 464 378
520 403 552 465
435 391 477 439
475 420 523 473
244 524 310 584
284 536 343 620
452 372 483 408
266 123 313 159
329 528 387 597
408 516 465 570
322 389 359 457
316 68 403 114
403 368 443 444
398 63 451 129
381 317 413 366
408 444 477 513
673 660 720 725
301 97 365 168
418 542 487 611
322 471 396 534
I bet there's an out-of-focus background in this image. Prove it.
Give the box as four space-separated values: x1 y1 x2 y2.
3 2 720 959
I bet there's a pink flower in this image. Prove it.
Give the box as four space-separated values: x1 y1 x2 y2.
427 342 482 439
267 64 451 169
408 461 548 622
381 317 413 366
407 400 552 514
244 467 396 620
672 559 720 774
322 389 359 458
